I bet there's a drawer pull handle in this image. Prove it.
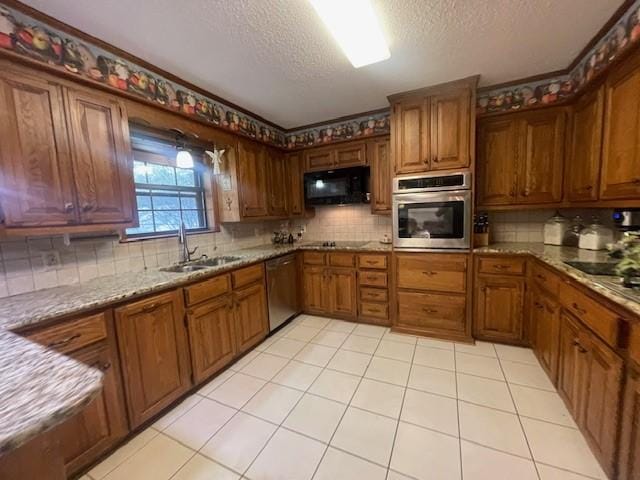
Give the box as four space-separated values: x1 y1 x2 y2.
493 264 510 270
421 271 437 276
571 302 587 315
92 361 112 372
536 274 546 281
368 307 381 313
572 339 587 353
534 302 543 309
47 333 81 349
142 303 160 313
422 308 438 314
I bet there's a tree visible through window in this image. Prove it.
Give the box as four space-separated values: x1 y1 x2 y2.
126 136 208 237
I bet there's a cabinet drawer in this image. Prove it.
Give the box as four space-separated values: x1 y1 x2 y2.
329 252 355 267
184 274 231 306
397 291 466 333
396 253 467 293
335 142 366 167
477 256 526 276
232 263 264 289
559 281 621 347
27 312 107 355
358 254 388 270
360 287 388 302
360 302 389 320
359 271 388 287
303 251 326 265
532 262 561 296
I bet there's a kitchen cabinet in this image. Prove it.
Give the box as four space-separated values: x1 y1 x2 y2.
234 281 269 354
266 148 288 216
115 290 191 428
389 77 476 175
328 268 358 318
304 147 335 172
286 151 305 216
237 140 269 218
557 311 585 416
477 117 519 206
369 137 391 214
303 266 330 314
531 287 561 384
566 86 604 202
474 275 525 343
302 141 367 172
601 52 640 200
65 88 136 224
619 367 640 480
430 90 471 170
186 295 236 384
0 66 136 231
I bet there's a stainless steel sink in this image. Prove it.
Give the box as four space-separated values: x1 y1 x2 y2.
161 256 242 273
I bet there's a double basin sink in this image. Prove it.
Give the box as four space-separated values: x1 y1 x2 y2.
161 255 243 273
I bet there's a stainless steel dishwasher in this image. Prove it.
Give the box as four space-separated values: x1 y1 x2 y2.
266 254 300 332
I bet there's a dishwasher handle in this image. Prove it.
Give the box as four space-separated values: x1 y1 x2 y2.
266 255 296 270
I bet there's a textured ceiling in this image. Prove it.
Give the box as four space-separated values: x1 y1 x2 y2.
21 0 621 128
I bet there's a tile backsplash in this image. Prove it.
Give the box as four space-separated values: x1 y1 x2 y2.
299 204 392 242
489 209 615 243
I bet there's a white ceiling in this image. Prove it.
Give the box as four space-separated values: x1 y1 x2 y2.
22 0 621 129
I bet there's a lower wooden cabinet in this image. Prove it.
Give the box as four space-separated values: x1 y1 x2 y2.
619 367 640 480
557 311 584 415
473 274 525 343
302 265 357 320
115 290 192 428
234 282 269 354
186 295 237 384
396 291 466 335
531 287 561 383
303 266 329 314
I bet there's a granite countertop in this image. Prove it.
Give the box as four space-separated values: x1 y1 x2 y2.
475 243 640 317
0 329 103 455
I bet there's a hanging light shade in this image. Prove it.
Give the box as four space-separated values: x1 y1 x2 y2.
176 148 194 168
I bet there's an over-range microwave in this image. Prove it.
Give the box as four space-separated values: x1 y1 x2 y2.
304 167 370 206
392 171 472 250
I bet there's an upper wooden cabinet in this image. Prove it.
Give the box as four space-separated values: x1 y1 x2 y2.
369 137 391 214
476 107 566 207
601 52 640 200
266 148 288 216
566 87 604 202
285 152 305 216
303 141 367 172
389 77 476 175
0 66 136 231
237 140 269 218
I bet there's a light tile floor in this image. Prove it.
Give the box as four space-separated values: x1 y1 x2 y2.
83 314 608 480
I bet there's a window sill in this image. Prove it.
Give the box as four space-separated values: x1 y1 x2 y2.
119 227 221 243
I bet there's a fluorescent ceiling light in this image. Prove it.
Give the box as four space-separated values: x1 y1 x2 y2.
309 0 390 68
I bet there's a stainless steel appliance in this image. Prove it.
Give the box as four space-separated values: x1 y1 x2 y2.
304 167 370 206
613 209 640 231
392 171 472 250
266 254 300 332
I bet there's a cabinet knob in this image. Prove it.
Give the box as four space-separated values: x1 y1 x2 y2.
633 178 640 185
64 203 74 212
432 156 439 163
522 189 530 197
82 203 93 212
585 185 593 191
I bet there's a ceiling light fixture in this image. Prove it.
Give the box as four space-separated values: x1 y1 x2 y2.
176 149 194 169
308 0 390 68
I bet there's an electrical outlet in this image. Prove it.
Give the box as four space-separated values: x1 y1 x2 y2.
41 250 61 270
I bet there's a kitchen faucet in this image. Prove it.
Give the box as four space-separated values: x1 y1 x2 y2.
178 221 198 263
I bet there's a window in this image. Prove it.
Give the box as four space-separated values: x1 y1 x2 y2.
126 133 209 238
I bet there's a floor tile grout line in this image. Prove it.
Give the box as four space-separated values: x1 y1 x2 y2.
309 327 388 480
534 460 604 480
383 334 415 480
241 317 370 479
494 347 542 480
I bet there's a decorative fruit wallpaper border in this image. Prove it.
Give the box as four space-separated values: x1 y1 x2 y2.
477 0 640 115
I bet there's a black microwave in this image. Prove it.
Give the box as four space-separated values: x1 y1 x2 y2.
304 167 370 206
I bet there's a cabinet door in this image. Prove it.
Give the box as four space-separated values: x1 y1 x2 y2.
601 54 640 200
619 369 640 480
516 108 566 204
50 342 128 477
329 268 357 318
532 291 561 384
474 275 524 343
65 89 135 224
392 98 430 174
186 295 236 384
286 152 304 216
303 266 329 314
557 312 584 416
430 90 470 170
0 70 77 227
335 142 366 168
115 290 191 428
369 138 391 214
476 117 519 206
234 282 268 354
238 141 269 217
266 149 288 216
304 147 334 172
580 332 623 478
566 87 604 202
